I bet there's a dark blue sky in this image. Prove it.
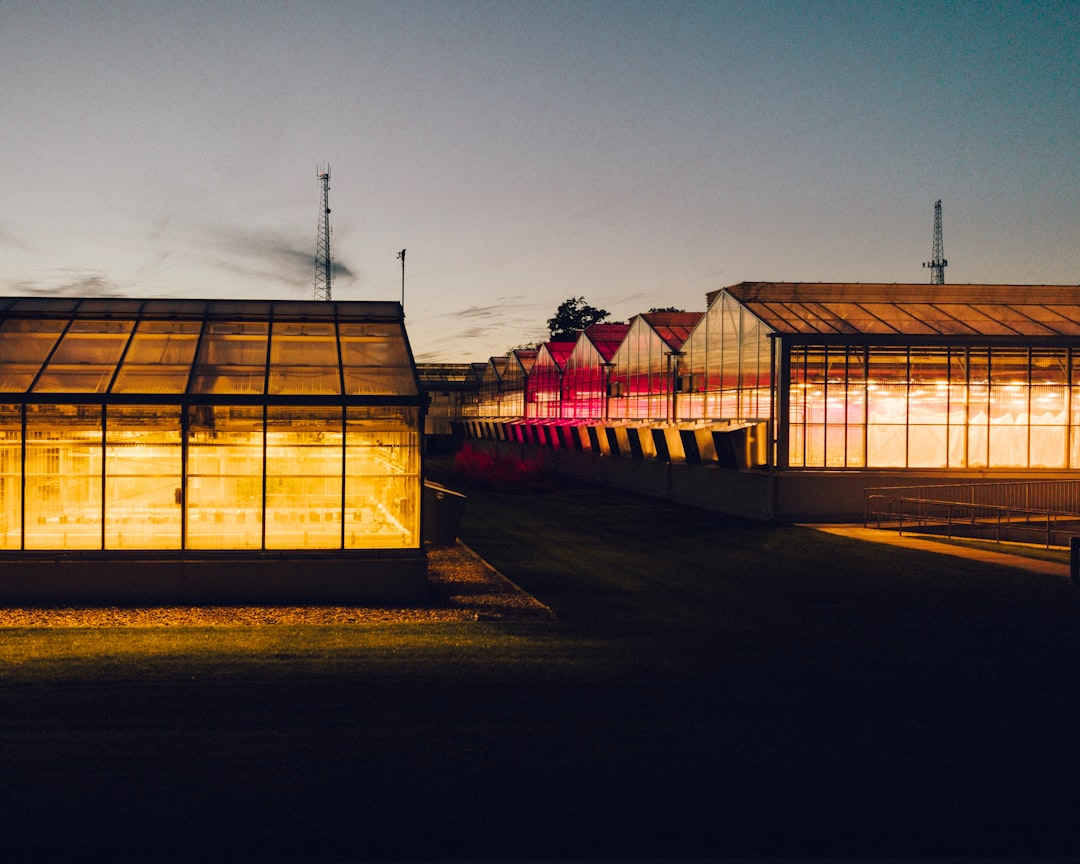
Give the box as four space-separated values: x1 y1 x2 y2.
1 1 1077 360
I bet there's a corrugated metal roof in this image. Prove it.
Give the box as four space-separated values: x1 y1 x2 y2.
725 283 1080 338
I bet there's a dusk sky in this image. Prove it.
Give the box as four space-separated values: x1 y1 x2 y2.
1 1 1077 361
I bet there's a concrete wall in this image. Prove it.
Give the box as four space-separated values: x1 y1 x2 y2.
464 438 1080 524
0 551 428 605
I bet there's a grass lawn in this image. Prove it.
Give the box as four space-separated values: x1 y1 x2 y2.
3 474 1080 861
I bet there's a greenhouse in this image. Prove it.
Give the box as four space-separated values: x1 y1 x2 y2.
457 282 1080 520
0 297 426 603
722 282 1080 471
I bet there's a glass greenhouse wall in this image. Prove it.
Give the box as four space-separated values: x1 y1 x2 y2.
681 292 772 422
786 345 1079 469
527 342 573 419
0 298 422 553
560 324 627 420
730 283 1080 471
607 313 700 421
460 283 1080 477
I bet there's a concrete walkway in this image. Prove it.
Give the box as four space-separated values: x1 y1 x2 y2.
807 523 1073 579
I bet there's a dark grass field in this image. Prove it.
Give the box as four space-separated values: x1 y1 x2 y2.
3 474 1080 861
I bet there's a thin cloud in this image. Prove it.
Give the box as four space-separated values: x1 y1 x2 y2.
7 270 126 297
450 304 505 321
205 227 356 290
0 221 33 253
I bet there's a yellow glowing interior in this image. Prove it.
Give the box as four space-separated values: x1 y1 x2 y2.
0 403 419 551
787 347 1077 469
0 302 422 553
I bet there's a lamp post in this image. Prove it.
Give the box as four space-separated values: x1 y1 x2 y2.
665 350 684 424
601 362 614 421
397 249 406 309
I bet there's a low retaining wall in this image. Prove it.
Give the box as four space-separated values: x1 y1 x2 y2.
0 551 429 605
463 439 1080 523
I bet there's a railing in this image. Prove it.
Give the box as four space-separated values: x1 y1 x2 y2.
865 480 1080 548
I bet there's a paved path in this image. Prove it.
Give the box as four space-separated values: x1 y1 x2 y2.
807 523 1073 579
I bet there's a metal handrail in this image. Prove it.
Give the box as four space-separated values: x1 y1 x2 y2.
865 493 1080 548
865 479 1080 515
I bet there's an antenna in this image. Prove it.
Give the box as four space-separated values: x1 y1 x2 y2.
922 199 947 285
314 165 332 301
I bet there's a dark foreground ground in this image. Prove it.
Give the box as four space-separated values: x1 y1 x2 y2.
3 474 1080 861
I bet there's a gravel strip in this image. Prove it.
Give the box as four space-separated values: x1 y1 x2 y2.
0 543 555 628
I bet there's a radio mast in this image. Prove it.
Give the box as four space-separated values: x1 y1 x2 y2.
922 199 947 285
314 166 332 301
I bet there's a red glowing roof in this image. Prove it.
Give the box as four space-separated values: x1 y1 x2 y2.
639 312 703 351
542 340 576 370
583 322 630 361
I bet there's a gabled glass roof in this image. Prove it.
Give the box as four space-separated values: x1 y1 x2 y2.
639 312 703 350
541 341 576 369
583 323 630 361
725 283 1080 338
0 298 418 398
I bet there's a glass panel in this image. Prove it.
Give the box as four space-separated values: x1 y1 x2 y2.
270 323 338 365
105 405 182 549
28 319 132 394
48 320 133 364
344 407 419 549
846 425 865 467
190 368 266 394
867 425 906 467
866 349 907 467
802 349 826 467
190 322 268 395
121 321 200 364
265 407 343 550
270 366 341 396
342 367 417 396
268 322 340 396
0 319 66 361
33 367 118 393
339 323 417 397
0 404 20 548
111 367 192 394
988 349 1029 467
186 405 263 549
1031 351 1067 468
0 364 49 392
0 320 65 390
948 425 966 467
908 350 950 423
24 404 102 550
908 425 947 468
967 350 990 468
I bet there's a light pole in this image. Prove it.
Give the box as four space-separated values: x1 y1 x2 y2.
397 248 406 309
665 350 684 424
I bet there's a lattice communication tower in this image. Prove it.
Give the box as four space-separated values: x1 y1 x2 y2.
923 198 947 285
314 166 332 301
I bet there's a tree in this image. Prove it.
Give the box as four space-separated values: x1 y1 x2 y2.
547 296 610 340
648 306 685 313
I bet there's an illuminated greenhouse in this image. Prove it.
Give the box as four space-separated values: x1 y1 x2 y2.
458 283 1080 520
0 297 426 603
